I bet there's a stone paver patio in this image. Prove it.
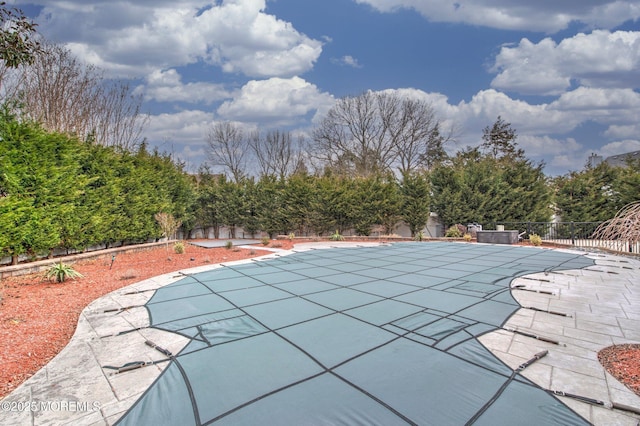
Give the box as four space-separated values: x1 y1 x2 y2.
1 242 638 425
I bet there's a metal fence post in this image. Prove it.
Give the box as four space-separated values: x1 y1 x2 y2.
570 222 575 245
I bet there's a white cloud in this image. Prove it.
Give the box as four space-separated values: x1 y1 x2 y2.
604 124 640 139
548 88 640 126
373 87 639 168
549 154 581 172
451 89 575 135
597 139 640 157
137 85 639 173
217 76 335 124
331 55 363 68
144 109 215 145
137 69 232 104
516 135 583 159
33 0 323 78
490 30 640 95
354 0 640 33
140 109 216 169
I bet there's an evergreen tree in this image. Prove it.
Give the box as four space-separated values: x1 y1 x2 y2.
217 177 245 239
350 174 400 236
0 115 85 261
195 169 226 239
616 159 640 208
255 175 288 238
480 116 522 160
431 146 551 227
400 171 431 237
284 172 316 236
554 162 625 222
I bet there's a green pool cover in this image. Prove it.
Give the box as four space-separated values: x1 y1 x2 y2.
116 242 594 425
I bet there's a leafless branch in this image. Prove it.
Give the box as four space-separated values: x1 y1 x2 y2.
205 121 249 183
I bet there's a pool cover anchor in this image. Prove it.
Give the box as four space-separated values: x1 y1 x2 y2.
103 304 145 314
103 361 154 375
123 288 157 295
522 306 571 317
102 340 174 375
511 283 554 295
504 327 562 345
516 350 548 372
99 326 147 338
551 390 612 409
551 391 640 416
145 340 173 357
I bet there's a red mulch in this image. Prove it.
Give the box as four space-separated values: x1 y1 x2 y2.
0 240 291 399
1 239 639 401
598 344 640 397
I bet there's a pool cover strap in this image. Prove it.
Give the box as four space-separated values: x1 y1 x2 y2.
517 350 549 372
145 340 173 357
103 360 169 374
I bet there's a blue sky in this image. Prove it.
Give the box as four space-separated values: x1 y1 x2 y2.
16 0 640 175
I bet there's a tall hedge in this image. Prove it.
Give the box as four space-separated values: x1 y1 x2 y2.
0 113 195 263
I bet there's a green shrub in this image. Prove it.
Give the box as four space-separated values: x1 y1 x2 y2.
414 231 424 241
288 232 295 240
329 230 344 241
174 242 185 254
225 241 233 250
463 233 472 242
529 234 542 246
445 225 463 238
261 236 270 245
46 261 83 283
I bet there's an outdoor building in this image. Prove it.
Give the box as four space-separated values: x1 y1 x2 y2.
587 150 640 168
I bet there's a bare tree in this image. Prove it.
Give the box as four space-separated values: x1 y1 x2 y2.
249 129 303 179
593 202 640 253
154 212 182 250
94 80 147 151
205 121 249 183
312 91 390 176
311 91 449 176
388 97 452 173
5 42 146 150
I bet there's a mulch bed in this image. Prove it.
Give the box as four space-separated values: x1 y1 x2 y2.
598 344 640 397
0 240 290 398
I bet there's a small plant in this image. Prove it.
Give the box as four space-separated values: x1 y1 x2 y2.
154 212 182 251
272 242 283 248
46 261 83 283
249 249 256 255
330 230 344 241
463 233 472 242
174 242 185 254
529 234 542 246
225 241 233 250
288 232 295 240
445 225 463 238
261 236 270 245
414 231 424 241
